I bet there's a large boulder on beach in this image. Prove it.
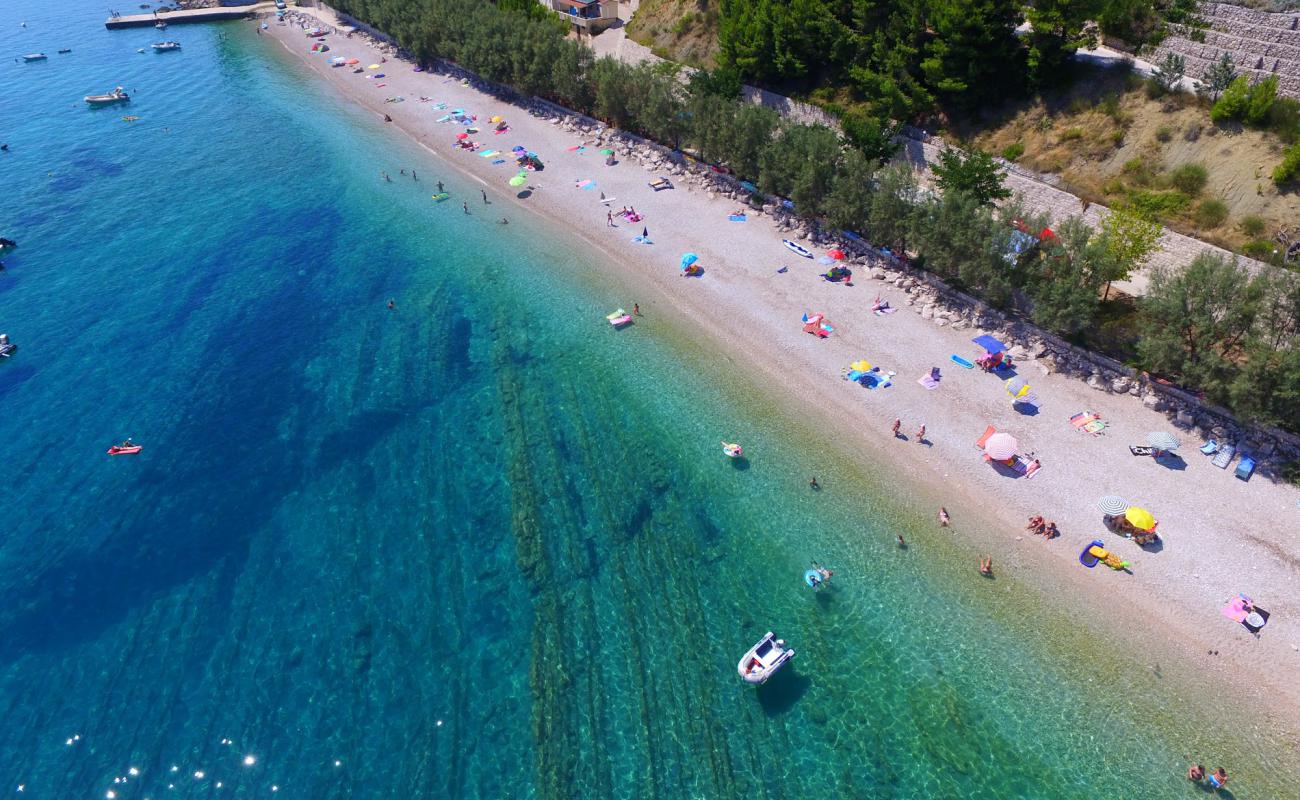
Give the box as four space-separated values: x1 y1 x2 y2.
1087 373 1109 392
1111 376 1132 394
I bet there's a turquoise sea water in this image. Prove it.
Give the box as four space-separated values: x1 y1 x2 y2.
2 4 1296 798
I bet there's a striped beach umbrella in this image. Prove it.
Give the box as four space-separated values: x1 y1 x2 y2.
1097 495 1128 516
984 432 1018 460
1147 431 1180 451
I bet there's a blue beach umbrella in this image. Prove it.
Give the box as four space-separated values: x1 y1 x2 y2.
680 253 699 269
972 334 1007 354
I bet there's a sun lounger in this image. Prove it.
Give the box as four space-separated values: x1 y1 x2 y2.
1235 455 1256 481
1128 445 1152 456
1211 443 1235 469
1200 440 1219 455
648 177 673 191
974 425 996 449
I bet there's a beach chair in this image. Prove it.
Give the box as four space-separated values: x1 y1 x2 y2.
1200 440 1219 455
648 177 673 191
1211 443 1235 469
1235 455 1256 481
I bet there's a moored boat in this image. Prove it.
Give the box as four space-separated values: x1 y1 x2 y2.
107 439 142 455
737 632 794 685
155 20 167 29
23 53 47 62
0 333 16 358
85 86 129 105
151 41 181 52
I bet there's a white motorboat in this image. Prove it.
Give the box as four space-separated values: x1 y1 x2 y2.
155 20 167 29
0 333 16 358
85 86 129 105
151 41 181 52
737 631 794 685
23 53 47 62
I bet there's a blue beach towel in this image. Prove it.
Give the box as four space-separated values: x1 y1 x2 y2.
491 159 506 165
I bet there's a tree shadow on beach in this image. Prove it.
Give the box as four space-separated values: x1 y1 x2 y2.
757 668 810 716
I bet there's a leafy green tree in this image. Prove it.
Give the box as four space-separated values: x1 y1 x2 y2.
866 163 922 254
1245 75 1278 126
847 0 932 120
921 0 1025 107
718 103 780 180
687 66 743 100
1097 204 1161 298
758 123 843 216
1151 52 1186 94
1210 75 1251 122
911 191 1015 304
1025 0 1103 86
839 108 900 166
930 147 1011 206
590 58 639 129
1230 272 1300 427
824 148 876 232
1196 51 1237 101
1025 217 1114 334
1137 253 1266 398
718 0 848 84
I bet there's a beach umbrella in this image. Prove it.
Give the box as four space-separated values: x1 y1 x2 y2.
1125 506 1156 531
680 253 699 269
984 432 1018 461
1097 495 1128 516
367 64 380 70
828 249 846 260
455 132 469 140
1147 431 1180 451
972 334 1007 354
490 115 503 123
345 58 359 65
600 148 615 155
512 145 526 152
509 175 527 187
850 359 872 372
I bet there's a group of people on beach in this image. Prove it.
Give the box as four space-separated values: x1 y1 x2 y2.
1025 515 1059 539
890 418 925 444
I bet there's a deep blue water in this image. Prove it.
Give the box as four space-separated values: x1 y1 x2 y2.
1 3 1297 798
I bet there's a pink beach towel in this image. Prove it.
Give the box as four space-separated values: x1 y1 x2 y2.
918 375 940 390
1221 595 1252 623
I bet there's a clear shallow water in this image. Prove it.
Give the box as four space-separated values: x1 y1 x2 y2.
1 4 1296 798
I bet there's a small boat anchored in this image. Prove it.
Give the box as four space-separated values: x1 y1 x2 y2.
0 333 16 359
151 41 181 52
85 86 129 105
738 632 794 685
155 20 167 29
107 439 142 456
23 53 47 62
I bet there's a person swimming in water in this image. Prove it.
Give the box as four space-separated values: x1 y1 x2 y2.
939 507 950 527
1208 768 1227 789
979 556 993 576
1187 765 1205 783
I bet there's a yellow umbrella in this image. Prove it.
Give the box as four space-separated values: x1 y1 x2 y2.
1125 507 1156 531
367 64 380 70
850 360 872 372
490 115 503 123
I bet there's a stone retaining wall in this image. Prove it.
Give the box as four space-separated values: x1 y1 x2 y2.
1152 2 1300 98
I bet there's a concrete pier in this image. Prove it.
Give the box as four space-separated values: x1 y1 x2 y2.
105 3 272 29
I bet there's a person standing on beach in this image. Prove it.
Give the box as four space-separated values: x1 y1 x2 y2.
607 211 614 227
481 189 488 204
633 304 640 316
915 424 926 443
892 419 901 438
